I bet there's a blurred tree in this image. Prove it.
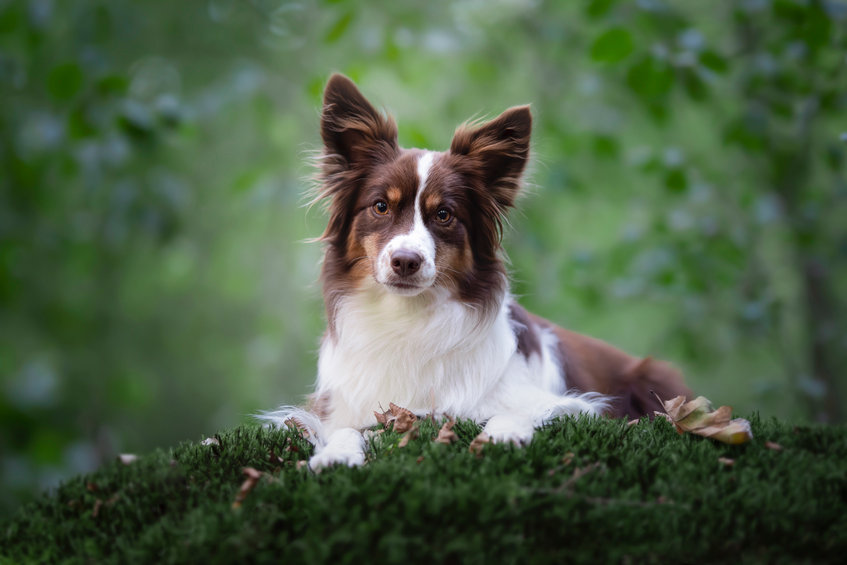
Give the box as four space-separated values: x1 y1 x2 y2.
576 0 847 422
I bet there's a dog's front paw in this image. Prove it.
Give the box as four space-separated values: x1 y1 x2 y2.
308 448 365 471
484 415 535 445
308 427 366 471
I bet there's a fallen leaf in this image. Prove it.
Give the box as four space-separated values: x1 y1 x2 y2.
374 403 419 433
296 460 308 470
627 419 640 427
92 499 103 518
232 467 263 509
765 441 783 451
389 402 418 433
469 432 490 456
201 437 220 447
562 452 575 466
284 418 310 440
117 454 138 465
374 408 390 426
398 424 419 448
654 394 753 445
718 457 735 466
434 420 457 445
416 456 425 464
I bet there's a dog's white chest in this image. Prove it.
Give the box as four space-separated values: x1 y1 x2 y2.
316 288 518 431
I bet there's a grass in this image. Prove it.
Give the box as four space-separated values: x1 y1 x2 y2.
1 415 845 564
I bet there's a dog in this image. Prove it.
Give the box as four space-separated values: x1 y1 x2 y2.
267 74 691 470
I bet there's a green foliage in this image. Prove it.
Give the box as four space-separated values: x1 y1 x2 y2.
1 0 845 519
2 417 846 563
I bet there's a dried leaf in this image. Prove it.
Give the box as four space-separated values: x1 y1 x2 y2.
92 499 103 518
295 460 308 470
117 454 138 465
562 452 575 466
284 418 310 440
765 441 783 451
200 437 220 447
469 432 490 456
374 409 390 426
718 457 735 466
398 424 419 448
232 467 263 509
389 402 418 433
655 394 753 445
434 420 457 445
698 418 754 445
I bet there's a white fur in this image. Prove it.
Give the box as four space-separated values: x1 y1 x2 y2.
261 145 608 468
375 152 437 294
265 277 607 468
308 428 365 470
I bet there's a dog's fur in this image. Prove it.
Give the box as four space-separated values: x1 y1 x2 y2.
265 74 691 469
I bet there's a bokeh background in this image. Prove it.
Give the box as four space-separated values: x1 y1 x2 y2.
1 0 845 517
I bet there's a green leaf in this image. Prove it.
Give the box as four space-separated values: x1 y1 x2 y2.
586 0 617 19
590 27 634 64
664 168 687 193
96 74 129 96
699 50 728 74
591 135 620 159
626 56 674 100
47 62 84 101
325 12 353 44
682 69 709 101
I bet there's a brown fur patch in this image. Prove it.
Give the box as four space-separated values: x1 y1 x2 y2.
529 313 692 419
424 193 441 211
317 75 530 331
509 303 542 360
386 186 402 204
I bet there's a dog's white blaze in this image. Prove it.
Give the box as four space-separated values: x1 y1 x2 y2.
375 152 437 291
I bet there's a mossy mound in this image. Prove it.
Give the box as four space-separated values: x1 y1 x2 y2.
2 416 845 563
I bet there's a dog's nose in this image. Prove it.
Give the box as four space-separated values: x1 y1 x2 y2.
391 250 422 277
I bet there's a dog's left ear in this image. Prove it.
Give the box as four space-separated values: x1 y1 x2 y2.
449 105 532 209
321 73 398 167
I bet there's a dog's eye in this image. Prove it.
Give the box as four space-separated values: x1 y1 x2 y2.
373 201 389 215
435 208 452 223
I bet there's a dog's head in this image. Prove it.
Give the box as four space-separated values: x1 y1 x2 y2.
316 74 531 319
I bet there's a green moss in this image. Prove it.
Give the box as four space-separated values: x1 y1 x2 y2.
2 416 845 564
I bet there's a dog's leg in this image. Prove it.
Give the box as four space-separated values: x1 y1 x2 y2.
309 427 366 471
483 387 606 445
484 414 536 444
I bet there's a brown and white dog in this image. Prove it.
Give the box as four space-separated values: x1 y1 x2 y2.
267 74 691 469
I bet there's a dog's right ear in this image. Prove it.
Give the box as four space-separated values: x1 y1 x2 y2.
321 74 398 167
